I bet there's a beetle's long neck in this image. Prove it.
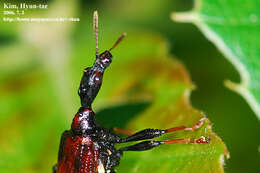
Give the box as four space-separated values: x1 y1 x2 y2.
78 69 104 108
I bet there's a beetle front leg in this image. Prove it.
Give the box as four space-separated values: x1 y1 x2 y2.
119 136 209 152
116 117 207 143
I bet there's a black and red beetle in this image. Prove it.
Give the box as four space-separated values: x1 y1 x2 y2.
53 11 209 173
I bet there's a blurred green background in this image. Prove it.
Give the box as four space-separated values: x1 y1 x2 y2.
0 0 259 172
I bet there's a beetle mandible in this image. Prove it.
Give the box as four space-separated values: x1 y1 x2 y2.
53 11 209 173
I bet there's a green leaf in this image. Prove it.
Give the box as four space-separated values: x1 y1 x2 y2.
172 0 260 120
0 3 228 172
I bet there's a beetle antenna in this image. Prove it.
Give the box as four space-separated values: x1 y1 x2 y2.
94 10 99 58
108 33 127 52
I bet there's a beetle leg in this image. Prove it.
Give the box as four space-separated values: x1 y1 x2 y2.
164 136 210 144
119 136 209 152
118 128 165 143
117 117 207 143
119 140 163 151
166 116 207 132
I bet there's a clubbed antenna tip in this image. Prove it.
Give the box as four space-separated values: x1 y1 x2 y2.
109 33 127 52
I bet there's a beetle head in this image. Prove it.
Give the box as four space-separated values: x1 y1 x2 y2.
94 50 113 71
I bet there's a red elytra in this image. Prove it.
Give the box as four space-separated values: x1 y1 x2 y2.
57 132 99 172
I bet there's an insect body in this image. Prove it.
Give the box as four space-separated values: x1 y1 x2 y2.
53 11 209 173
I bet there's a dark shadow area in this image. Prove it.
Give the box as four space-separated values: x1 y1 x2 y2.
95 102 151 128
